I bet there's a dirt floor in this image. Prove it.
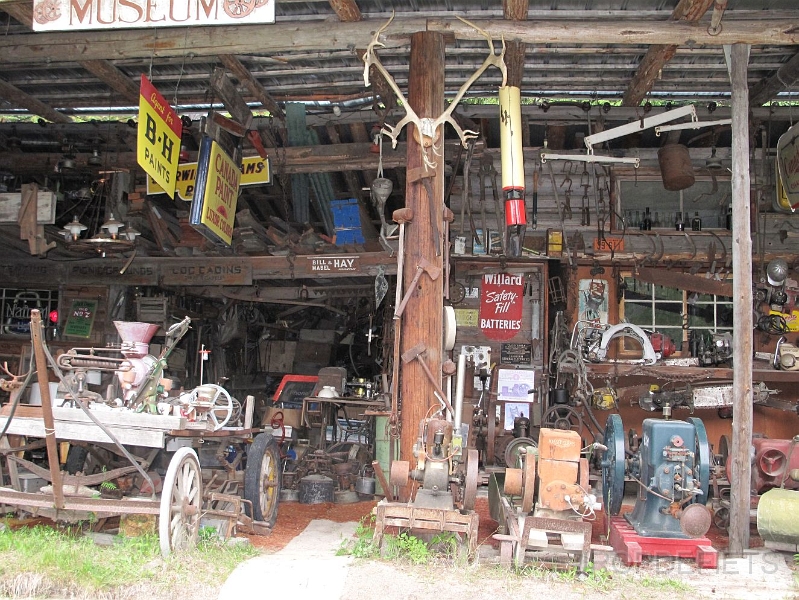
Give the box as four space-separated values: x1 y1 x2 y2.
225 495 798 600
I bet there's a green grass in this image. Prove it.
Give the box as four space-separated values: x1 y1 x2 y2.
638 575 692 592
0 523 258 599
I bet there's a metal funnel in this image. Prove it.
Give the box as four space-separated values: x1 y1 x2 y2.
114 321 159 357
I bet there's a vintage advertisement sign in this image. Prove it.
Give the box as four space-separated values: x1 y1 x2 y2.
147 155 270 201
500 343 532 365
137 75 181 199
159 261 252 286
32 0 275 31
307 256 360 274
479 273 524 341
64 299 98 338
189 136 240 246
777 122 799 211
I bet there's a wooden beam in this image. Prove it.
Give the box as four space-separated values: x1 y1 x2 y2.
217 54 286 122
399 31 446 466
1 19 797 65
749 51 799 106
0 140 477 175
3 0 141 110
503 0 528 22
622 0 713 107
728 42 753 558
0 77 71 123
210 67 253 129
328 0 361 22
1 0 31 26
78 60 140 104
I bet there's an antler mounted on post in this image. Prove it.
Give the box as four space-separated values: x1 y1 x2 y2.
363 14 507 170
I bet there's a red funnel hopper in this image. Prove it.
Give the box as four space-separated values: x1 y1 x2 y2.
114 321 160 357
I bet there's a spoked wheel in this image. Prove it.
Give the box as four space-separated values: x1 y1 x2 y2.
244 433 281 527
159 447 202 557
543 405 584 435
203 384 234 431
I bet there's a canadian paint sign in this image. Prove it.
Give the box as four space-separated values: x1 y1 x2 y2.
479 273 524 341
32 0 275 31
189 136 240 246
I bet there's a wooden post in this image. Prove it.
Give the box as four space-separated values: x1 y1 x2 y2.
30 309 65 509
399 32 445 464
727 42 753 557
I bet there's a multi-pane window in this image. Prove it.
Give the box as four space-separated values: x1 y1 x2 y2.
621 276 733 352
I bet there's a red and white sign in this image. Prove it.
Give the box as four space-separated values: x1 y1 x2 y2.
32 0 275 32
479 273 524 341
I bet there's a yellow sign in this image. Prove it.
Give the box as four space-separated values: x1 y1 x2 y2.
147 155 270 201
137 75 181 199
189 137 240 246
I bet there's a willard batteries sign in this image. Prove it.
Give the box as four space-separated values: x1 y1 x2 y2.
479 273 524 341
189 136 240 246
32 0 275 31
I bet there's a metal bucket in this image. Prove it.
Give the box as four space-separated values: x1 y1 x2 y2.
298 474 335 504
658 144 695 191
355 476 376 497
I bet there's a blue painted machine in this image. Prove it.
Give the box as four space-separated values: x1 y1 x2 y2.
602 414 712 538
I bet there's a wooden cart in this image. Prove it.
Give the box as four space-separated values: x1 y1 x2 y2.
0 311 281 556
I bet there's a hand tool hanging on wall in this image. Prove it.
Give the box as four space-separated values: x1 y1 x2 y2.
499 85 527 257
443 207 454 299
457 140 481 250
401 342 455 417
531 163 539 231
394 257 442 319
580 164 591 226
479 153 507 255
547 161 574 268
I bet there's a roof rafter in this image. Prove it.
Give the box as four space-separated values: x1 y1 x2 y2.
1 18 796 65
622 0 714 107
749 51 799 106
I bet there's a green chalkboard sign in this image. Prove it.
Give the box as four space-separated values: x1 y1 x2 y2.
64 299 97 338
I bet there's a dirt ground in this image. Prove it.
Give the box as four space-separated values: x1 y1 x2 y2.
225 495 798 600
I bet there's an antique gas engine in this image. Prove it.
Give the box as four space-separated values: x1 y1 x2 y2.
390 416 479 511
602 414 712 538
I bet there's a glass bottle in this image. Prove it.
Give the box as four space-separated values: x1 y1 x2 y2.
653 211 660 228
642 207 652 231
634 210 640 228
725 204 732 230
675 211 684 231
691 211 702 231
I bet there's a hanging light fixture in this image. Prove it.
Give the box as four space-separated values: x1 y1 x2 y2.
61 179 137 257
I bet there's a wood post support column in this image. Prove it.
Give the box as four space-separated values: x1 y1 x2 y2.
398 31 446 464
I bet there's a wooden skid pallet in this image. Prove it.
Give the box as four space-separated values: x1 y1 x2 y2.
373 500 479 556
609 516 718 569
494 499 592 571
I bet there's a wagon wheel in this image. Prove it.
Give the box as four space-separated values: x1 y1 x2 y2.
204 384 234 431
244 433 281 527
543 405 584 435
223 0 256 18
159 447 202 557
461 448 479 511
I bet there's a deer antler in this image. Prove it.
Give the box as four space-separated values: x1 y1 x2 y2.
0 360 29 393
363 14 507 170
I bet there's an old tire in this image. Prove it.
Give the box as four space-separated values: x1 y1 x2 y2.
244 432 281 527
